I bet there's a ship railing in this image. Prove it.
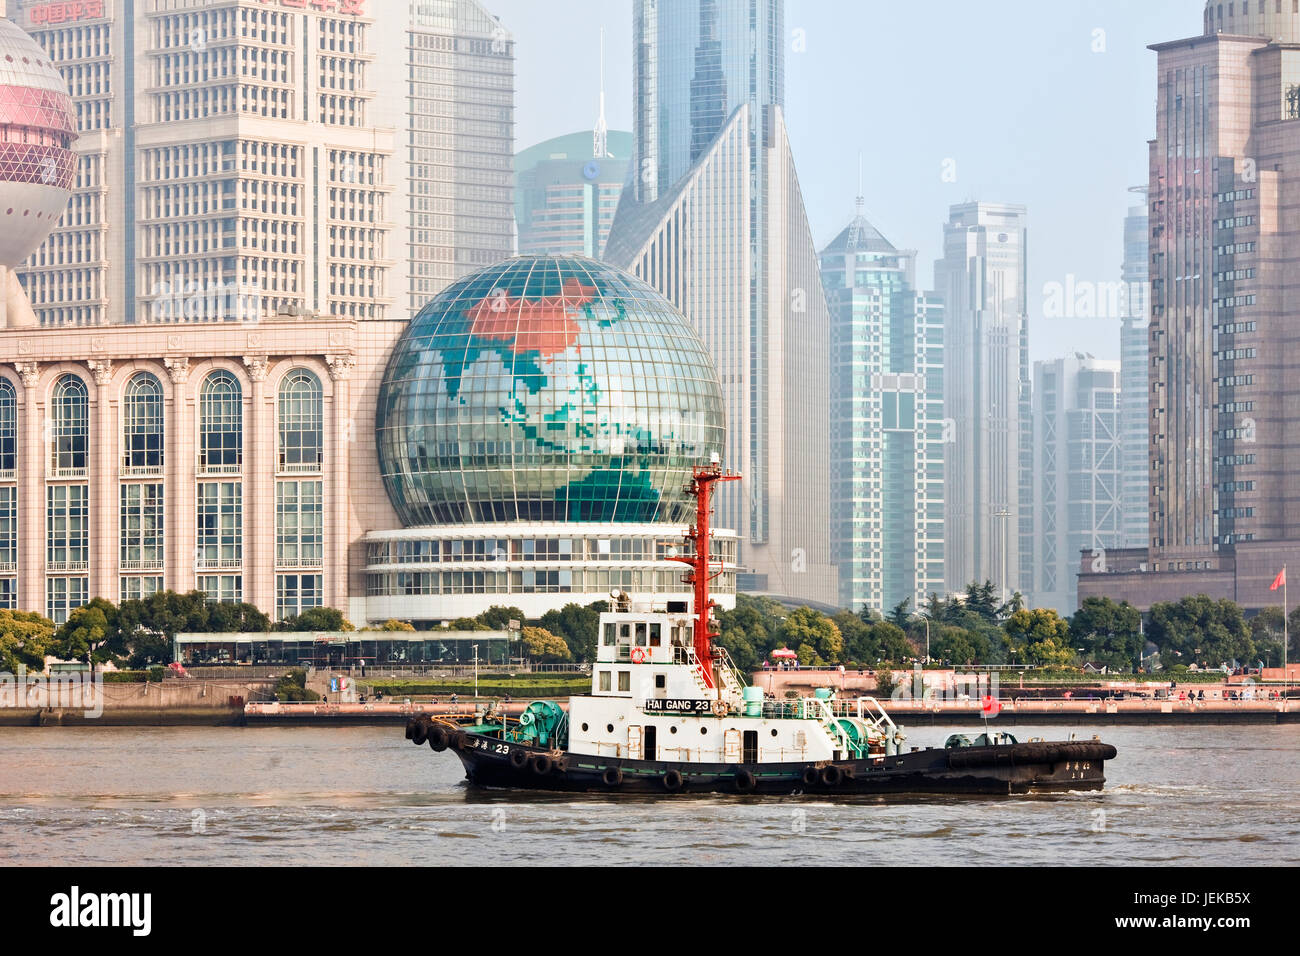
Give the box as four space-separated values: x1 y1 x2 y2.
852 696 899 736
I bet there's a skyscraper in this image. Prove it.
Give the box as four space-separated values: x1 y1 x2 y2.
821 200 944 615
515 130 630 257
15 0 514 326
1119 189 1150 550
604 0 836 606
936 201 1029 603
1032 355 1122 615
1079 2 1300 612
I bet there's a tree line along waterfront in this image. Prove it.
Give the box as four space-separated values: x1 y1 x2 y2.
1 583 1296 679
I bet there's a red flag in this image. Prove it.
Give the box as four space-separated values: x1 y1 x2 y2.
1271 568 1286 591
981 695 1001 717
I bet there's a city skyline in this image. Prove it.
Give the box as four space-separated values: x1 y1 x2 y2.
488 0 1193 367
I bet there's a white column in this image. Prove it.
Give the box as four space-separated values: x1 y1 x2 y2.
14 363 42 614
328 355 354 613
164 357 191 592
88 360 116 602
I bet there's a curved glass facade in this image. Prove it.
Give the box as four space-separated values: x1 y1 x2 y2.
376 256 725 527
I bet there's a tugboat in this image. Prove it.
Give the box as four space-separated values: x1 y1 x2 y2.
404 464 1117 795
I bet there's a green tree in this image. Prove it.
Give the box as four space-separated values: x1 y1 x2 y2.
1005 607 1074 670
886 598 912 631
275 606 347 632
520 626 571 663
777 607 842 665
210 602 273 634
963 581 1000 623
833 610 876 664
0 609 54 672
378 619 416 632
1070 596 1143 671
1148 595 1254 668
538 603 601 662
871 620 916 665
477 606 527 631
447 617 491 631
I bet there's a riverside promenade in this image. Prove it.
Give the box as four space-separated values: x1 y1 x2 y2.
242 695 1297 726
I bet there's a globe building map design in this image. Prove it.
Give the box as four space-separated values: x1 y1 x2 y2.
376 256 727 530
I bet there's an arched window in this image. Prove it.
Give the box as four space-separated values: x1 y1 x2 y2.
199 370 242 472
122 373 164 473
278 368 322 472
0 378 15 476
50 374 88 475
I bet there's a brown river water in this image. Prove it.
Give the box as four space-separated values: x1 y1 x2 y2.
0 723 1296 866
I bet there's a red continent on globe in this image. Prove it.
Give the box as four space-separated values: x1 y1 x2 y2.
467 277 597 359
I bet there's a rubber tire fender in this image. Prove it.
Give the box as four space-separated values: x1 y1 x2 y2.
530 753 554 775
404 718 418 740
821 764 844 787
602 766 623 787
427 724 450 752
801 766 819 787
411 719 429 746
734 768 757 793
509 748 529 770
662 768 684 792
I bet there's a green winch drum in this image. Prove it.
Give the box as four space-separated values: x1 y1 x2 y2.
743 686 764 717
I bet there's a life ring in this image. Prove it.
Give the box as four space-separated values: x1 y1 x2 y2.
821 764 844 787
631 647 646 664
509 748 529 769
662 769 684 791
427 724 450 752
710 699 729 718
530 754 554 775
411 719 429 746
601 766 623 787
801 766 819 787
734 769 756 793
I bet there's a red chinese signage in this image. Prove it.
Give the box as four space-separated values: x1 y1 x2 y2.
29 1 106 25
252 0 367 14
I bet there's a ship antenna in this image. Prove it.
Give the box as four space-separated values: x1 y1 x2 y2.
667 458 740 689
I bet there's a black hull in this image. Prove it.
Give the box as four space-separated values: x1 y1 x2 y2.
428 731 1115 796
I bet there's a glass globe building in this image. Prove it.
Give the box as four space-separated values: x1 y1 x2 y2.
365 256 737 622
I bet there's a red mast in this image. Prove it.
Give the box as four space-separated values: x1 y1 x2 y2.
668 462 740 689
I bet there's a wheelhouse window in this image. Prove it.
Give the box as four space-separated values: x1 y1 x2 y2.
278 368 323 472
122 373 164 473
50 375 88 476
199 370 242 472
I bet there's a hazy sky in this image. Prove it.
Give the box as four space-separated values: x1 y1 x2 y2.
487 0 1204 364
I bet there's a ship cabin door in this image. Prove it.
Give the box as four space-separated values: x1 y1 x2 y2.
627 725 642 760
644 725 657 761
742 730 758 764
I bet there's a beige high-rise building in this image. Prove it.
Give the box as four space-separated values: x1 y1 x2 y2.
1080 1 1300 612
15 0 514 327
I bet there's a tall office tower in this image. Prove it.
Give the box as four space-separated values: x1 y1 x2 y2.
821 199 944 615
1032 355 1123 615
604 0 836 606
404 0 514 311
1149 2 1300 571
14 0 514 325
936 201 1029 602
1119 189 1150 550
1080 3 1300 613
515 130 629 257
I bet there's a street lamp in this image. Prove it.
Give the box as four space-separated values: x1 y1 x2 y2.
921 613 931 666
473 643 479 701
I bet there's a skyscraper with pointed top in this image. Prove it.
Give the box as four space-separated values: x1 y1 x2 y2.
604 0 836 606
820 195 945 614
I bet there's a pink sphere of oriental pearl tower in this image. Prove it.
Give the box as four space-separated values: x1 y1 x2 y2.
0 16 76 328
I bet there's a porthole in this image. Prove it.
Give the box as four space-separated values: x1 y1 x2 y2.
700 727 708 735
771 729 778 737
581 723 588 732
606 724 614 733
669 726 678 734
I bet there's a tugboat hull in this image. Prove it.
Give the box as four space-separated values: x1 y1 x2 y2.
437 729 1115 796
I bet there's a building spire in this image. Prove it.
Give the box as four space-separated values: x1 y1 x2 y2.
847 151 865 249
593 26 610 159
